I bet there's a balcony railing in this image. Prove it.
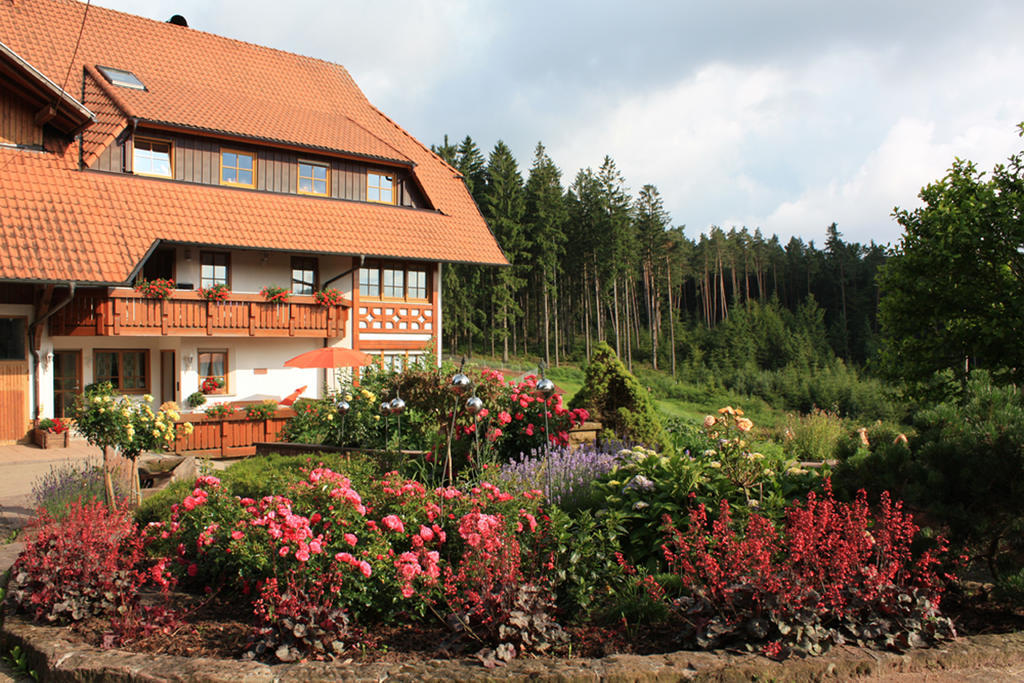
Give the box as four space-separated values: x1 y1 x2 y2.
49 288 349 338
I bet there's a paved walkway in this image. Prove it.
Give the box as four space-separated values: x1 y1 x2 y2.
0 438 105 530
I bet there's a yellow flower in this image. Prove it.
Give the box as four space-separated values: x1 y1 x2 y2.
183 422 194 435
143 394 154 403
736 417 753 432
709 461 722 469
152 429 161 438
326 414 334 421
718 406 735 416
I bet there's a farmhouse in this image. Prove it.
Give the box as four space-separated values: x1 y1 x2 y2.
0 0 503 442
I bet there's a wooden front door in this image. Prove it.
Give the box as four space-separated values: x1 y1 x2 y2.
52 350 82 419
0 316 29 442
160 350 176 405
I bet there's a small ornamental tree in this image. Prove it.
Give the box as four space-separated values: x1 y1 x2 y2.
73 382 193 505
570 342 667 449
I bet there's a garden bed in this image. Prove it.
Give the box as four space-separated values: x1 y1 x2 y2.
6 614 1024 682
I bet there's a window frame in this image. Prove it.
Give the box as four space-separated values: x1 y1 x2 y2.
220 148 257 188
132 137 173 178
93 349 150 394
298 160 330 197
367 169 396 205
0 317 27 361
199 251 231 290
358 262 430 302
291 256 319 295
198 349 229 395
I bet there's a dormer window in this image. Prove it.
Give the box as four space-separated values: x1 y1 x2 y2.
367 170 395 204
96 65 146 90
221 149 256 188
133 138 172 178
298 161 329 196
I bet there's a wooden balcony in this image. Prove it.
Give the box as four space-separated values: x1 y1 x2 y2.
49 288 349 338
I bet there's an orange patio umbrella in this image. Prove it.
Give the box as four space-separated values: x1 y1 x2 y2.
284 347 374 369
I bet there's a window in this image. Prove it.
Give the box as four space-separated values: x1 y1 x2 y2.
359 268 379 297
133 138 172 178
298 161 329 196
198 350 228 395
367 170 395 204
359 263 429 301
200 251 230 289
94 350 148 393
0 318 26 360
291 256 318 295
382 267 404 299
96 65 146 90
221 149 256 187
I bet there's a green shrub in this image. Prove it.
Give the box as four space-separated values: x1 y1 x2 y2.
134 479 195 527
570 343 667 449
220 452 381 501
31 461 125 520
911 372 1024 579
781 407 848 463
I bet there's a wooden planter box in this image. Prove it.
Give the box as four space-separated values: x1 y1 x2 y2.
173 408 296 459
33 428 69 449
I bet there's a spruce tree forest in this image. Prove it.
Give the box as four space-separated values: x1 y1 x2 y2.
432 135 893 421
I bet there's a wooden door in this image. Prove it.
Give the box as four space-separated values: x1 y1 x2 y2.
160 350 176 405
52 350 82 419
0 316 29 442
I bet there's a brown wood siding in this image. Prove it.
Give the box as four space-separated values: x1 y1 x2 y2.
124 130 428 207
0 361 30 443
93 137 122 172
0 88 42 147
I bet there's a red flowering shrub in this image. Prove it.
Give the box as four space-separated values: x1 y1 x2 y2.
660 481 956 657
8 501 173 624
248 568 350 662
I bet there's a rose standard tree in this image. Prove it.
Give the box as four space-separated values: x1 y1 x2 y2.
73 382 193 505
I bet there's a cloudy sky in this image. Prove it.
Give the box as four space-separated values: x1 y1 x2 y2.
93 0 1024 247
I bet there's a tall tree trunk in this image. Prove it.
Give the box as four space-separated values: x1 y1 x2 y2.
543 270 551 368
553 280 561 367
583 262 592 359
666 255 676 379
612 278 621 358
501 301 509 364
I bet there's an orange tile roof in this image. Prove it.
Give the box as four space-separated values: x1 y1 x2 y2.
0 148 503 283
0 0 504 280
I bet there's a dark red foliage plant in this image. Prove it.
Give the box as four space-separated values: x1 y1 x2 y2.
660 480 956 657
7 501 174 624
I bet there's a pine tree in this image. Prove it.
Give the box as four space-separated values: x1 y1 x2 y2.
524 142 568 367
482 141 527 362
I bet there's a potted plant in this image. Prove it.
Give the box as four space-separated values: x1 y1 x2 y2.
33 417 70 448
313 288 344 306
260 285 290 303
134 278 175 299
187 391 208 409
200 377 224 394
204 404 234 419
198 283 231 301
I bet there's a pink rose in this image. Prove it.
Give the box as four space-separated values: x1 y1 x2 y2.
279 546 290 557
187 563 198 577
231 530 244 541
418 525 434 542
344 533 358 546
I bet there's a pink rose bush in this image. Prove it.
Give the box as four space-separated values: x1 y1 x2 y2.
149 465 551 649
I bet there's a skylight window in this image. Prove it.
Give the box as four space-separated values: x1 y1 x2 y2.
96 65 146 90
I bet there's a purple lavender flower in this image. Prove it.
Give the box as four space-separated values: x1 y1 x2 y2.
498 444 624 511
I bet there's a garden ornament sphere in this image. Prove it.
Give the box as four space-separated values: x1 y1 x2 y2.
336 399 350 415
536 377 556 398
451 373 472 395
465 395 484 416
389 397 406 415
380 402 392 416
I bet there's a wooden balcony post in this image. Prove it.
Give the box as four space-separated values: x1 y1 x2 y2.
289 303 297 337
161 299 169 335
206 301 214 336
95 297 105 335
249 302 256 336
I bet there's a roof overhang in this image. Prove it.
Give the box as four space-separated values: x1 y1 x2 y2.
0 40 94 136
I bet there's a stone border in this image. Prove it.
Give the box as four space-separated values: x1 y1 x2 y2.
4 615 1024 682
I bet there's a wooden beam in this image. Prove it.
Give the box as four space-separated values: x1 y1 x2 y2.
34 104 56 126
